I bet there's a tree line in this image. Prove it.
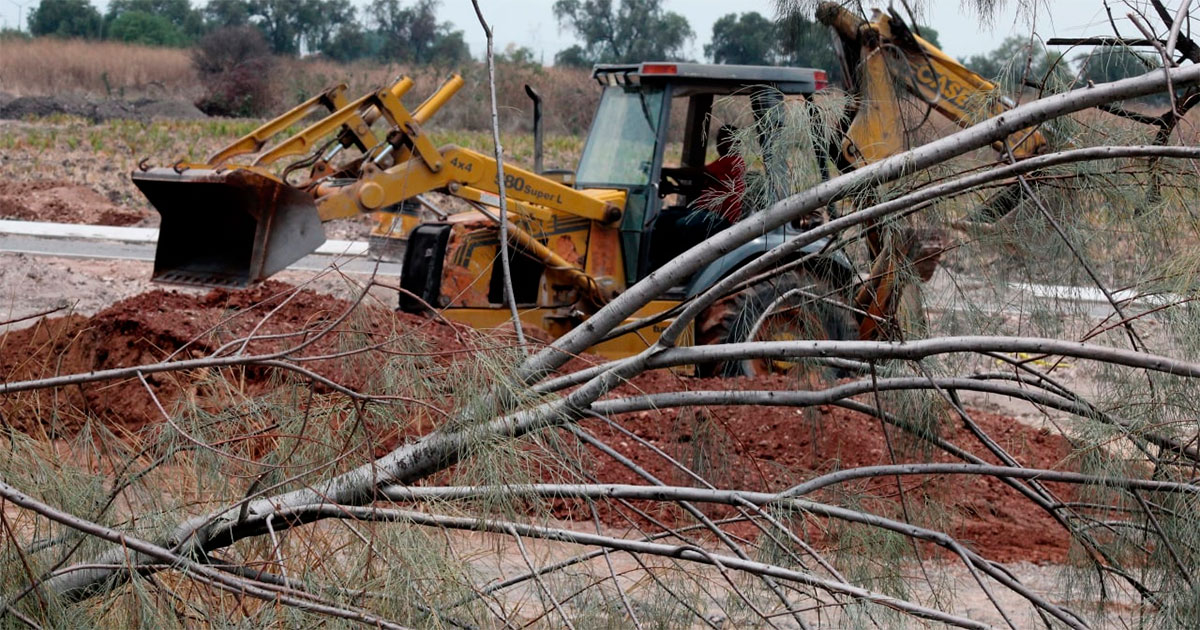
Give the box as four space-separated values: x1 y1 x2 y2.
7 0 940 68
21 0 473 63
16 0 1159 86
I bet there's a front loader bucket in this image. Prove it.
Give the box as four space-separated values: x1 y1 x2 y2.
133 168 325 288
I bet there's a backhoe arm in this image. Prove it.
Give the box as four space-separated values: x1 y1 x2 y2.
814 3 1049 341
817 2 1048 166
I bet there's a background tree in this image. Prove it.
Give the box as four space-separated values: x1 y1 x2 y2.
552 0 693 66
553 44 590 68
708 8 936 78
368 0 469 64
424 28 468 64
496 42 540 69
244 0 312 54
203 0 252 29
299 0 355 55
961 35 1071 89
776 9 841 80
320 20 376 61
706 12 776 65
106 11 187 45
104 0 203 41
1076 46 1159 83
27 0 103 38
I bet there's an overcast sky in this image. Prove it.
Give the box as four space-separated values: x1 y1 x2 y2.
454 0 1116 61
1 0 1129 61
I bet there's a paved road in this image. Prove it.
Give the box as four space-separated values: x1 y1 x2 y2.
0 220 1171 321
0 221 403 278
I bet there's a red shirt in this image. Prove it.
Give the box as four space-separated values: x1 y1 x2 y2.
698 154 747 223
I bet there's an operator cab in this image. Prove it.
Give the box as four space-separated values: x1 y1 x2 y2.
575 62 828 289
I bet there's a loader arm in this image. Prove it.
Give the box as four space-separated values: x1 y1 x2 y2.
133 73 623 289
312 144 625 305
314 146 621 224
205 77 418 168
206 84 353 166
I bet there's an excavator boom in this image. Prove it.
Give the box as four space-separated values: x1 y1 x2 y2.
816 2 1049 166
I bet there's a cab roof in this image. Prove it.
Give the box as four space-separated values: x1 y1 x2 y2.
592 62 828 94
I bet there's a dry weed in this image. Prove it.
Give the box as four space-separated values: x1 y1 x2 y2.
0 38 197 99
0 38 599 134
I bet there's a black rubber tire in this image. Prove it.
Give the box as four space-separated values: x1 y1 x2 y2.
695 269 856 378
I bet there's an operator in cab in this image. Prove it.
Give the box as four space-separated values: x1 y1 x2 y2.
651 124 747 271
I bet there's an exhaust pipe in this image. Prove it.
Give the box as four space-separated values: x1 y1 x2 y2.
524 84 543 174
133 167 325 288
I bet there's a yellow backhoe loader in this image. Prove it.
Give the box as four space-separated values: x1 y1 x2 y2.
131 5 1061 375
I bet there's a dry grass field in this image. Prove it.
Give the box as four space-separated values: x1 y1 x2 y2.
0 38 198 99
0 38 593 216
0 38 598 134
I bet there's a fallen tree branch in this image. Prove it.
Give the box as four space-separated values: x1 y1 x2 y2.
269 503 1000 629
0 480 413 630
588 376 1200 461
27 61 1200 607
520 67 1200 381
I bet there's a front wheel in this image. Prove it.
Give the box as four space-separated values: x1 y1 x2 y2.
695 269 856 378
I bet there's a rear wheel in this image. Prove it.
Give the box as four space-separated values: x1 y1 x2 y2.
695 269 856 378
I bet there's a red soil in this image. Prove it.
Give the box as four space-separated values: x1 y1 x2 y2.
0 281 465 434
0 283 1076 564
0 180 147 226
568 372 1074 564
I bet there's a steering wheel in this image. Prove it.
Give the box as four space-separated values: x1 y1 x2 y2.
659 171 698 198
659 172 682 197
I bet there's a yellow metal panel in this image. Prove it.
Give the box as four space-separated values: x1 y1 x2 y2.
581 188 628 206
314 157 456 221
844 49 907 166
412 74 464 124
206 84 348 166
443 147 620 223
442 220 501 307
583 222 625 293
455 187 556 225
438 301 693 362
887 32 1049 158
823 2 1049 164
318 146 624 226
589 300 695 362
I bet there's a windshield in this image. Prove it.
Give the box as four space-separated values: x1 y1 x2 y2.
576 85 665 187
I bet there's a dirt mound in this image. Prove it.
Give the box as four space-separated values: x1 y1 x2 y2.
0 95 206 122
0 281 464 433
546 372 1076 564
0 284 1076 564
0 180 148 225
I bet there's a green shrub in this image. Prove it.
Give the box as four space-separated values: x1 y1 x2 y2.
107 10 187 46
192 25 275 117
